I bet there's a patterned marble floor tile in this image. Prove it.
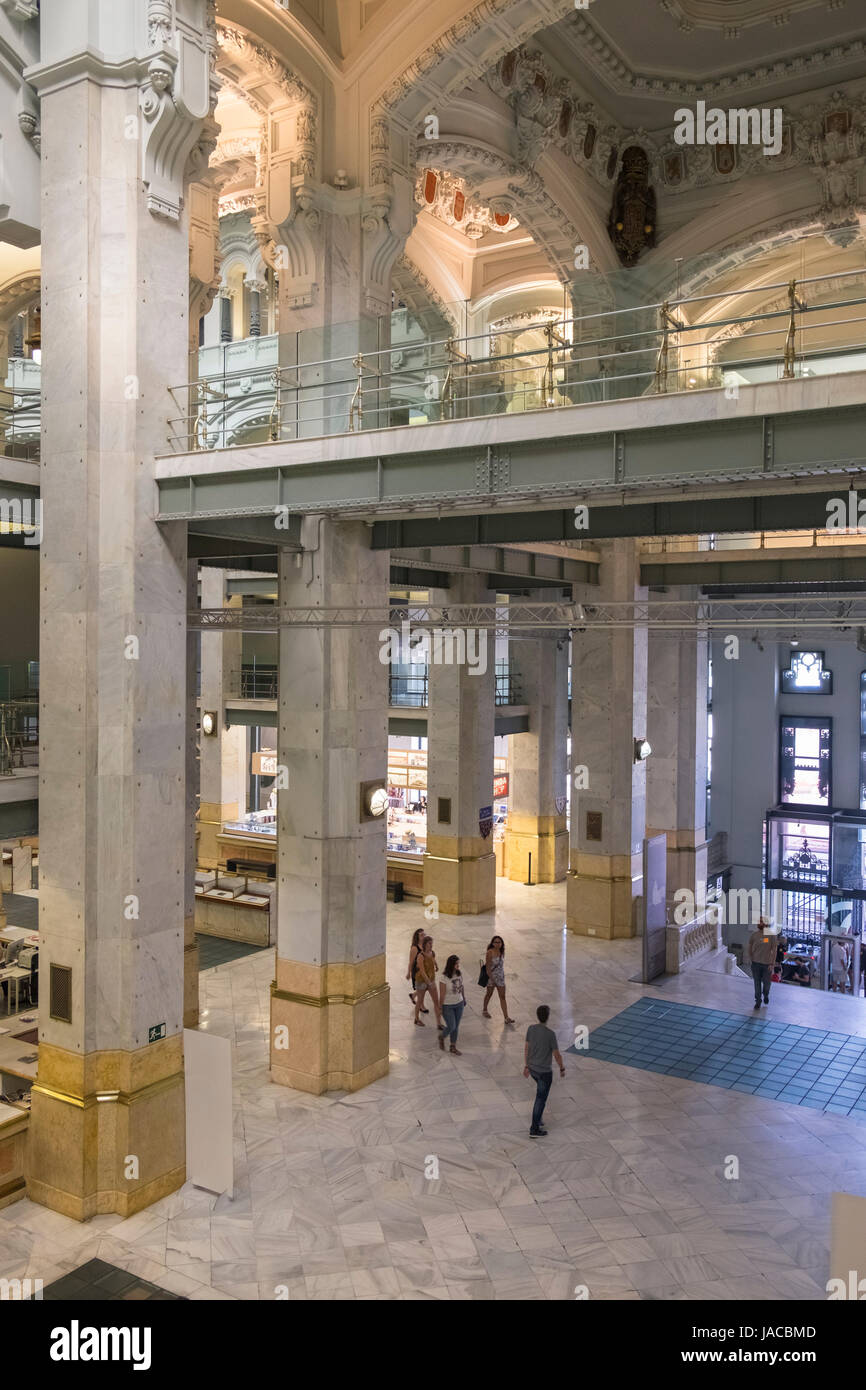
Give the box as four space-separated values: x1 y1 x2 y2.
4 879 866 1300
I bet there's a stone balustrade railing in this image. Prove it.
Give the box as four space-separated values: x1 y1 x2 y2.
666 907 724 974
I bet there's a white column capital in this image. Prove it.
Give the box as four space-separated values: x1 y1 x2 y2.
29 0 218 222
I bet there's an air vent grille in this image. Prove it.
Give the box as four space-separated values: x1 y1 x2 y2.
49 964 72 1023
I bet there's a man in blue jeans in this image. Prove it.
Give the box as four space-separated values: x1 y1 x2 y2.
745 916 779 1008
524 1005 566 1136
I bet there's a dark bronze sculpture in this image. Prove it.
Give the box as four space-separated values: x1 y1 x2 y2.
608 145 657 267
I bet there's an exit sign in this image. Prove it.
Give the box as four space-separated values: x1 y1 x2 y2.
148 1023 166 1044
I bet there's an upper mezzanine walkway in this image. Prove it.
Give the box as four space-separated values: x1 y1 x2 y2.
154 269 866 538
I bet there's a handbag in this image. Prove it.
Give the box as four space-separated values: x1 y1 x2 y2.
478 958 488 987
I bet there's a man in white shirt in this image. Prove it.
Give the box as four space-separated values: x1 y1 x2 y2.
830 939 849 993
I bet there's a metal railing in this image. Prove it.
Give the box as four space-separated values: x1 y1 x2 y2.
0 388 41 461
495 661 523 706
238 667 278 700
0 701 38 775
388 663 522 707
165 267 866 453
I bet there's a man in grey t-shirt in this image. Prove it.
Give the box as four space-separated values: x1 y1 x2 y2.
524 1005 565 1137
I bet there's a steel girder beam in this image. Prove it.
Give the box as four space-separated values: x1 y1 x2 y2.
642 554 866 586
372 488 866 549
390 545 597 588
155 381 866 528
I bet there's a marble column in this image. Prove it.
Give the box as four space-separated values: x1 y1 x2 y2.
26 0 214 1220
197 568 244 867
219 294 232 343
504 629 569 883
567 540 648 938
423 575 497 915
646 614 709 914
255 114 413 437
270 521 390 1094
247 282 263 338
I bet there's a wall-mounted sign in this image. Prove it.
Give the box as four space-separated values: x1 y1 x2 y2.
252 751 278 777
493 773 509 799
148 1023 166 1044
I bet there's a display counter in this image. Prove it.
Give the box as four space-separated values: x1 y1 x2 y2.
195 871 274 945
0 1100 27 1209
387 806 427 856
387 851 425 898
216 827 277 875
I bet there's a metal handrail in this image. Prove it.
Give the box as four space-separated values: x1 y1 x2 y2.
164 266 866 452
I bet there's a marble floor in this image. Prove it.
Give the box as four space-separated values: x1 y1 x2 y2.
3 878 866 1301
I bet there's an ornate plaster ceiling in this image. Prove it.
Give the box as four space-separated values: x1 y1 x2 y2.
539 0 866 131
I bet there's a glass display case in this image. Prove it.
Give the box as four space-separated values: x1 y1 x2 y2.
223 810 276 838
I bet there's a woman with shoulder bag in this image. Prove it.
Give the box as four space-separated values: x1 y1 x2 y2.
406 927 428 1012
482 935 515 1025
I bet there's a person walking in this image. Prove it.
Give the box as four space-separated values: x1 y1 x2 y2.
482 935 515 1024
406 927 427 1011
745 916 779 1008
523 1005 565 1137
414 935 442 1027
438 954 467 1055
830 937 849 994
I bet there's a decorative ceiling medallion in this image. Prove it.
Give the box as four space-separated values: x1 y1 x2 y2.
565 10 862 104
713 143 738 174
658 0 842 32
415 170 518 239
663 151 686 185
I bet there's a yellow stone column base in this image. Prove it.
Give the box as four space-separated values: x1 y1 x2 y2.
423 835 496 914
646 826 709 911
566 850 642 939
197 801 238 868
503 815 567 883
26 1036 186 1222
183 925 199 1029
270 955 390 1094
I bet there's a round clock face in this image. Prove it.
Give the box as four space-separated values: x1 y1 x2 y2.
202 713 215 736
368 787 389 817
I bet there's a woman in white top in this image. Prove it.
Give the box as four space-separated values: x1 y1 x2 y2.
438 954 467 1055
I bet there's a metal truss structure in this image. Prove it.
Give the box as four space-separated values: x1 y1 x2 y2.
190 595 866 636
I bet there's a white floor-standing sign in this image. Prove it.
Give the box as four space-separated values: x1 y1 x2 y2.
829 1191 866 1298
184 1029 233 1199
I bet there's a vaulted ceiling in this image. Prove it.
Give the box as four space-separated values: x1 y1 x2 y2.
211 0 866 335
